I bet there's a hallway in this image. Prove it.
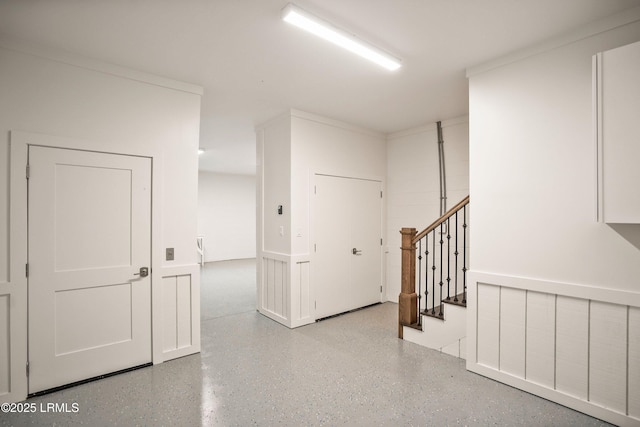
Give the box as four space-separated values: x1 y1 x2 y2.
0 260 611 426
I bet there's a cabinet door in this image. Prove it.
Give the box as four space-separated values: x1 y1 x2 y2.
597 40 640 223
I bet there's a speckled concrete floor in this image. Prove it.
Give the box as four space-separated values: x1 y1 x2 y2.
1 260 613 426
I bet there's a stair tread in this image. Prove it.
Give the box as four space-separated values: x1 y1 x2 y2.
443 293 467 308
422 304 445 320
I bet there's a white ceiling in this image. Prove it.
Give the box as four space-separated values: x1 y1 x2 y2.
2 0 639 175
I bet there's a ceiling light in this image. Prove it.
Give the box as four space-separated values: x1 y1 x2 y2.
198 148 205 155
282 3 402 71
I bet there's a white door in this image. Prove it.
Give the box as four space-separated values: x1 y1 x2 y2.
314 175 382 319
28 146 152 394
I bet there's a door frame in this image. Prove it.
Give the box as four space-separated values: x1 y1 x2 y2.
8 130 167 401
309 171 387 320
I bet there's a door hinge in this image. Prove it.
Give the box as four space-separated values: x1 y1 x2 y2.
380 190 383 198
314 243 316 252
25 263 29 278
380 286 383 293
26 164 30 179
26 362 29 377
380 238 383 246
314 185 317 194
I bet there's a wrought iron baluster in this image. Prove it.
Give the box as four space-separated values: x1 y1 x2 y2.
454 211 459 302
424 234 429 315
462 205 467 304
431 230 436 315
417 239 422 326
446 217 451 301
439 223 444 317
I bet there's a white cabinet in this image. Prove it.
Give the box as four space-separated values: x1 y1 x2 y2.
595 40 640 223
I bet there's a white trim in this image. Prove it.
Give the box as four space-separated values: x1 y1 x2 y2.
255 109 384 138
290 109 384 138
466 6 640 77
469 363 638 427
469 271 640 308
387 115 469 140
5 135 29 403
0 37 204 96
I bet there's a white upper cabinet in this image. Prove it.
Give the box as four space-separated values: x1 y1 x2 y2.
595 40 640 223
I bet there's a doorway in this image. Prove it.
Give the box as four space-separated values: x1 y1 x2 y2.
313 174 383 319
28 146 152 394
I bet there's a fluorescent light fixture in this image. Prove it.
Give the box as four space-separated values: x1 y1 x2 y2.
282 3 401 71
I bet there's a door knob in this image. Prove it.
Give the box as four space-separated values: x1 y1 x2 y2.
352 248 362 255
134 267 149 277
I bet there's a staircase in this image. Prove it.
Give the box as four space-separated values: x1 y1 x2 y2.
398 196 469 359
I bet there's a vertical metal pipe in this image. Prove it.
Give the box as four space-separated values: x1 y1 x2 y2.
437 121 447 216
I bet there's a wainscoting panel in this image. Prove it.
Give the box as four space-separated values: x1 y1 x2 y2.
556 295 589 400
294 261 311 322
469 272 640 426
499 287 526 378
589 301 627 414
262 256 288 321
160 265 200 361
525 291 555 388
476 283 500 368
0 294 9 396
258 253 314 328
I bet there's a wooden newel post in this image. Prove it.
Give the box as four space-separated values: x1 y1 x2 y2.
398 227 417 339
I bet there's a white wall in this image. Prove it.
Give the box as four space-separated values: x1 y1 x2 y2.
467 13 640 426
256 110 386 327
386 118 469 302
0 40 202 402
197 172 256 262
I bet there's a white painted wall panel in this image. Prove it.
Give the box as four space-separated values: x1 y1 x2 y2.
556 295 589 400
261 257 287 319
525 291 555 387
589 301 627 414
274 260 284 316
197 172 256 262
599 40 640 223
162 274 195 352
0 41 201 402
0 294 8 395
629 306 640 420
477 283 500 368
297 262 310 320
176 275 192 349
467 17 640 425
162 277 178 352
499 287 526 378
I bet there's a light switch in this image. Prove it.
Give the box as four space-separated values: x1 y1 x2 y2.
166 247 174 261
279 226 284 236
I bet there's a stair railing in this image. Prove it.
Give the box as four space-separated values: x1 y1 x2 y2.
398 196 469 338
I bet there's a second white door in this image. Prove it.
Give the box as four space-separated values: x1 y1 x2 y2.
314 175 382 319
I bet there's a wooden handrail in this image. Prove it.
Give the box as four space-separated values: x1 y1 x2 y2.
412 196 469 243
